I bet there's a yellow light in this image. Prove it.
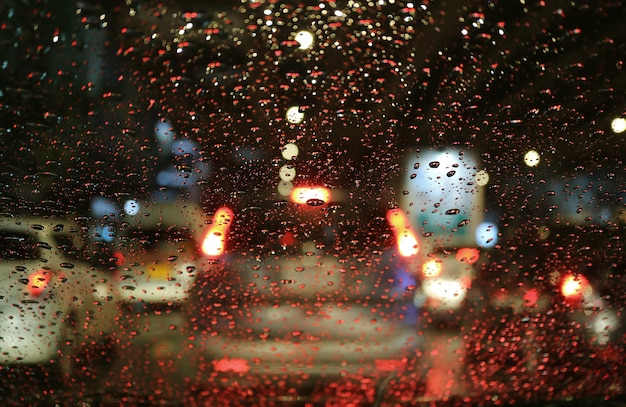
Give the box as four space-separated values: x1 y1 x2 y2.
397 231 419 257
281 143 299 160
290 187 331 205
279 164 296 181
386 209 419 257
286 106 305 124
212 207 233 228
294 30 314 49
422 259 443 277
524 150 540 167
611 117 626 133
277 180 294 196
475 170 489 186
561 274 589 298
202 232 225 257
202 207 233 257
386 208 409 230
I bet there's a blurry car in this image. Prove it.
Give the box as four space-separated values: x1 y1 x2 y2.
541 224 621 346
393 148 488 322
112 201 209 306
0 216 118 372
489 224 622 345
465 223 623 394
187 186 420 384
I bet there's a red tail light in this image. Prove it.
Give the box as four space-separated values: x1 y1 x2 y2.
523 288 540 307
28 270 51 297
290 187 331 205
386 209 419 257
455 248 480 265
561 274 589 299
212 358 250 373
202 207 234 257
112 250 126 266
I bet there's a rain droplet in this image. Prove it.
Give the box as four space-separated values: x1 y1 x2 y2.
446 208 461 215
306 198 325 206
429 161 440 168
446 170 456 177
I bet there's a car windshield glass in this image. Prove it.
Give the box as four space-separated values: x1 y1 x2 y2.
0 232 38 261
121 227 195 251
1 0 625 406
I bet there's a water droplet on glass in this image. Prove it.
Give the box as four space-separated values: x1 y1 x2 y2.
306 198 325 207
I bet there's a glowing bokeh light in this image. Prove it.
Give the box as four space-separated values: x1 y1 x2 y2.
279 164 296 181
524 150 540 167
561 274 590 298
422 259 443 277
123 199 140 216
456 248 480 264
386 209 419 257
202 207 234 257
290 187 331 205
154 120 175 146
286 106 305 124
277 180 294 196
475 170 489 186
294 30 314 49
28 270 50 297
281 143 299 160
91 197 119 218
611 117 626 133
476 222 498 248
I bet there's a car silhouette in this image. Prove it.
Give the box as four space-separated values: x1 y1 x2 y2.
0 215 118 375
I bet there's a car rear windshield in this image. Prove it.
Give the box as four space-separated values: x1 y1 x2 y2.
118 227 196 255
226 200 393 257
0 232 39 261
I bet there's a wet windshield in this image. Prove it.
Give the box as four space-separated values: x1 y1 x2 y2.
1 0 625 406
